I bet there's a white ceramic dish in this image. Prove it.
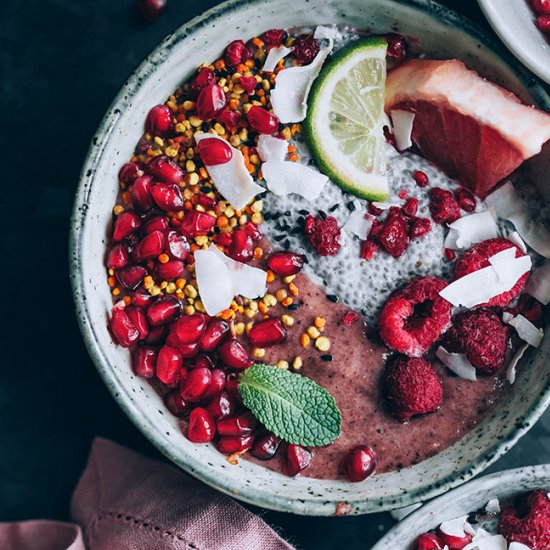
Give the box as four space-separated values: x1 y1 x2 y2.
478 0 550 84
70 0 550 515
371 464 550 549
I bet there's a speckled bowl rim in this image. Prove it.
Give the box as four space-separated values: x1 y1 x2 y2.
371 464 550 549
70 0 550 515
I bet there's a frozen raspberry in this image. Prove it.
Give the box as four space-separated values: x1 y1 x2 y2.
454 238 529 307
499 490 550 550
304 215 342 256
263 28 287 46
506 294 544 328
429 187 461 224
384 356 443 422
293 34 320 64
379 276 452 357
378 207 409 258
444 309 508 373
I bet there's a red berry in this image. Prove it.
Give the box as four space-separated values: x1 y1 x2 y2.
251 433 281 460
217 412 257 436
164 390 188 417
444 248 456 261
267 251 304 276
110 306 140 347
402 197 419 217
304 215 342 256
293 34 320 64
409 217 431 239
228 229 254 262
287 444 312 476
532 0 550 13
174 313 207 345
263 28 286 46
537 14 550 32
454 187 476 212
200 319 230 352
155 259 184 280
248 318 287 347
238 76 257 95
119 162 143 184
398 189 408 199
180 210 216 238
190 67 215 98
113 210 140 241
116 265 148 291
360 239 379 261
416 533 444 550
106 243 129 269
145 104 172 135
150 183 185 211
218 435 254 454
207 390 235 420
218 110 242 129
412 170 429 187
186 407 216 443
224 39 250 68
344 445 377 481
132 345 157 378
243 222 262 241
386 33 407 64
196 84 226 120
342 311 360 326
378 207 409 258
134 230 165 261
197 137 232 166
147 155 183 185
156 346 183 386
137 0 166 22
146 296 181 326
247 106 280 134
429 187 461 224
166 230 190 260
125 306 149 340
218 338 253 370
180 367 212 402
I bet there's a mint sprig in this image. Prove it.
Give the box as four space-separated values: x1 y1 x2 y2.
238 364 341 447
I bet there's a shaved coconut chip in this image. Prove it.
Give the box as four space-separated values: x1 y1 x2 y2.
525 259 550 305
507 231 527 253
505 314 544 347
262 45 292 72
389 502 422 521
256 135 288 163
436 347 477 381
194 133 264 210
439 251 532 308
509 543 532 550
314 25 337 42
444 211 499 250
486 181 550 258
463 535 507 550
440 516 469 538
473 528 491 540
464 522 477 537
507 343 529 384
485 499 500 514
372 201 393 210
270 41 333 123
344 210 374 240
262 160 328 201
390 110 415 151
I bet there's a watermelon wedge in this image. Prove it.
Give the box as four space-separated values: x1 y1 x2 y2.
385 59 550 197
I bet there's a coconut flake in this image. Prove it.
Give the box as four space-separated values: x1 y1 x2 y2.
262 45 293 73
390 110 415 151
439 516 469 538
256 135 288 163
507 231 527 253
485 181 550 258
436 347 477 381
505 314 544 347
509 543 532 550
525 259 550 305
262 160 328 201
372 201 393 210
444 211 499 250
506 343 529 384
463 535 507 550
313 25 337 42
194 134 264 210
389 502 422 521
439 250 532 308
343 210 374 240
485 498 500 514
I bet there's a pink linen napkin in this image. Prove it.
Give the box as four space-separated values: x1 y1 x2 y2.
0 438 295 550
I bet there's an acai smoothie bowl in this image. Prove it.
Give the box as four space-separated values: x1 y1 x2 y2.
70 0 550 515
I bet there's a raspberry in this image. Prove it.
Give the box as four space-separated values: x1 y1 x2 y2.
379 276 452 357
454 238 529 307
443 309 508 373
384 356 443 422
378 207 409 258
304 215 342 256
506 294 543 328
409 217 431 239
293 34 320 64
225 40 251 68
499 490 550 550
454 187 476 212
429 187 461 224
263 28 287 46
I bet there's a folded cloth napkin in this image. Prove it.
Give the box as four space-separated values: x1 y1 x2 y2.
0 438 295 550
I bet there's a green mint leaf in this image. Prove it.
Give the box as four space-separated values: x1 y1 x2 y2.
238 364 341 447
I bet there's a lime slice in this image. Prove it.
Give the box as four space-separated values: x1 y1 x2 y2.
304 37 389 200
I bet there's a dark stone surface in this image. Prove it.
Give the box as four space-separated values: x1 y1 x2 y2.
1 0 548 548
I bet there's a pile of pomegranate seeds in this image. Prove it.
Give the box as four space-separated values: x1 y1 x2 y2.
531 0 550 33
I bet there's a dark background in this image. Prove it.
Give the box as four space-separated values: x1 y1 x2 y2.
1 0 549 548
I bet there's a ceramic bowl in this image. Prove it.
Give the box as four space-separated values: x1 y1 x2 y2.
371 464 550 548
478 0 550 85
70 0 550 515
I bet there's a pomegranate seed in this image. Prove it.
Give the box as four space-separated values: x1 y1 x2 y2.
251 433 281 460
402 197 419 217
267 251 304 276
398 189 408 199
196 84 226 120
192 354 214 370
145 104 172 135
118 162 143 184
155 259 184 280
196 194 216 210
214 232 233 248
287 444 312 476
412 170 429 187
156 346 183 386
207 390 235 420
116 265 147 291
190 67 215 98
150 183 185 211
238 76 257 95
134 230 165 261
218 338 253 370
125 306 149 340
146 296 181 326
247 106 279 135
180 367 212 402
218 110 242 129
174 313 207 345
225 373 243 406
248 318 287 347
416 533 444 550
132 345 157 378
147 156 183 185
132 175 154 212
199 319 230 351
166 335 200 359
293 34 320 64
360 239 379 261
106 243 129 269
217 412 257 436
225 39 250 67
132 288 154 308
444 248 456 261
429 188 461 224
166 230 190 260
164 390 188 417
386 33 407 65
197 137 232 166
244 222 262 241
202 368 226 400
145 325 165 344
218 435 254 454
344 445 377 482
137 0 166 22
342 311 360 326
454 187 476 212
263 28 286 46
438 531 472 550
409 217 431 239
532 0 550 14
537 14 550 31
229 229 254 262
186 407 216 443
113 210 140 241
180 210 216 238
110 307 140 347
143 215 168 234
